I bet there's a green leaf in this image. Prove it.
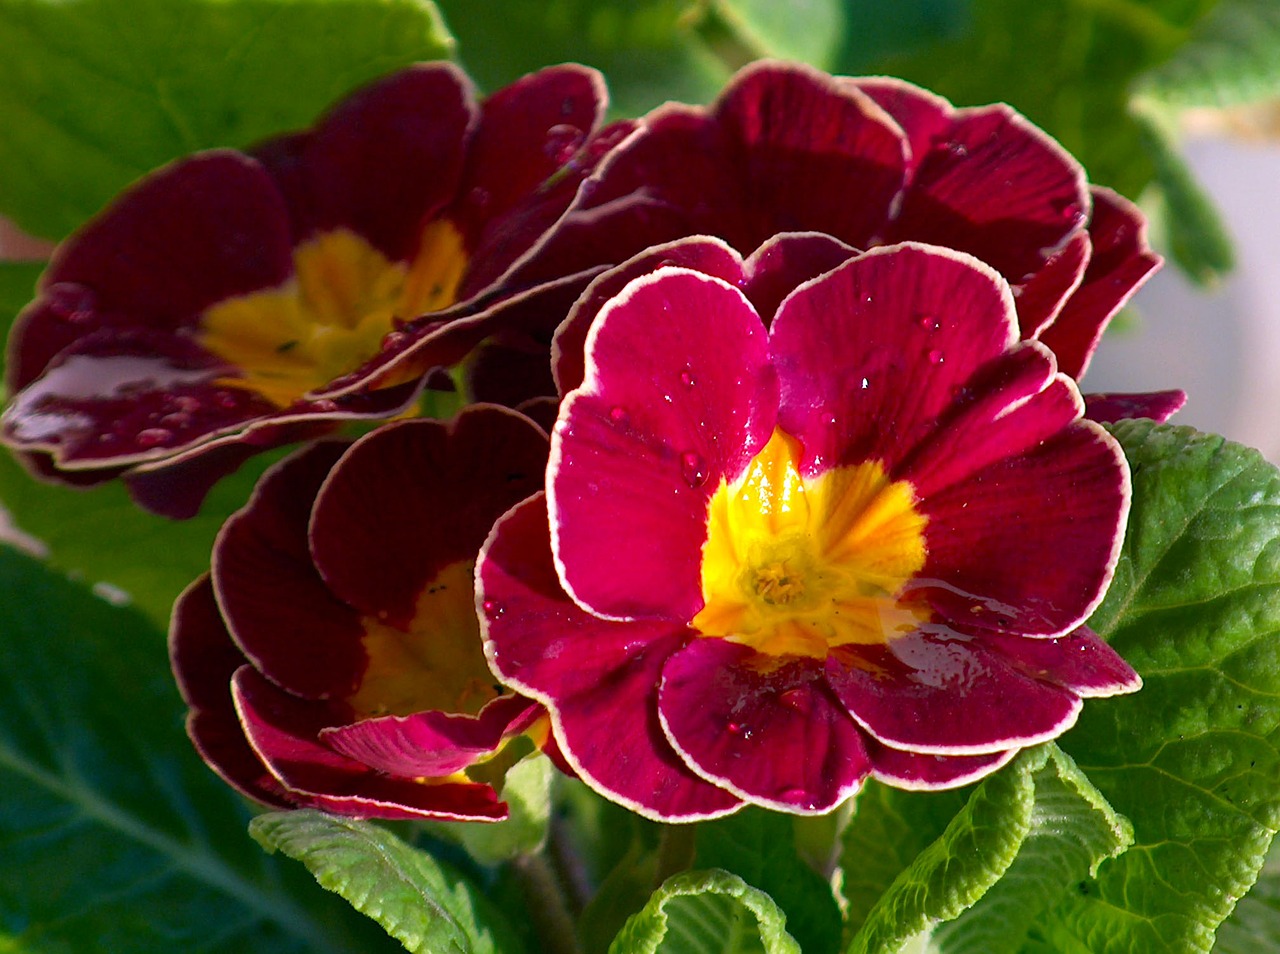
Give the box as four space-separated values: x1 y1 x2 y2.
1131 103 1235 285
0 0 453 240
250 810 525 954
434 0 730 118
1137 0 1280 109
0 262 40 373
700 0 846 69
1216 839 1280 952
694 807 842 954
428 751 552 865
0 544 399 953
930 748 1133 953
1044 420 1280 951
608 869 801 954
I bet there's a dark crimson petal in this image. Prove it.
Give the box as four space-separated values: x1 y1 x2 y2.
883 102 1089 284
659 639 870 813
981 627 1141 697
1085 390 1186 424
168 576 294 808
322 695 541 777
866 738 1016 791
310 406 547 627
896 343 1081 498
845 77 951 176
826 633 1082 755
771 243 1017 476
233 668 506 820
738 231 859 325
916 421 1128 637
479 494 742 820
465 332 560 410
256 64 476 261
6 152 294 392
450 66 606 273
1012 230 1089 339
551 236 747 397
212 440 365 699
1038 187 1162 379
550 268 777 621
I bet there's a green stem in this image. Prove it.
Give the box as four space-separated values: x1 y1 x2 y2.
512 851 583 954
653 823 698 889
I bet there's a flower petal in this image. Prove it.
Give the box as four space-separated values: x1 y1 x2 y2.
213 440 365 699
659 638 870 813
550 268 777 621
771 243 1017 476
826 632 1082 755
1084 390 1186 424
866 738 1016 791
981 627 1141 697
478 494 742 820
309 406 547 627
738 231 860 324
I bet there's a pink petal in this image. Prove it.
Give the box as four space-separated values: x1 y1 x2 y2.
550 268 776 621
866 738 1016 791
1084 390 1186 424
981 627 1141 697
659 639 870 813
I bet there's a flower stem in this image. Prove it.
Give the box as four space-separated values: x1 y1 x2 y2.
512 851 583 954
653 822 698 889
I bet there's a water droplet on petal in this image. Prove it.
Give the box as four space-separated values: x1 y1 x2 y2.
608 405 628 423
943 140 969 158
916 314 941 332
780 787 812 806
214 391 240 410
311 399 339 412
679 368 695 387
136 427 171 447
860 377 870 390
45 282 96 323
779 688 810 714
482 600 504 618
1053 197 1082 221
681 450 707 488
927 349 945 365
172 395 201 413
544 123 585 165
159 412 190 428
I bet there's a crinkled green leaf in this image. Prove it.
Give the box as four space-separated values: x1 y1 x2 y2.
1137 0 1280 109
1216 839 1280 953
694 807 842 954
434 0 729 117
608 869 800 954
931 747 1133 953
0 0 453 240
1043 420 1280 952
0 545 399 953
250 810 524 954
428 752 552 865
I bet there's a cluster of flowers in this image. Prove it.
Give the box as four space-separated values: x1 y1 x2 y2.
3 61 1185 821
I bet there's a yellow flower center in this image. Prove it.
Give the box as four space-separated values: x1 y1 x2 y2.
692 428 930 659
347 560 499 720
199 220 467 407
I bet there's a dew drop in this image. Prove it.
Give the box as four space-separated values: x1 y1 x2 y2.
1053 198 1082 221
311 399 339 412
214 391 239 410
779 688 810 714
943 140 969 159
482 600 504 618
927 349 945 365
780 787 811 805
45 282 96 323
382 330 408 349
608 405 628 423
681 450 707 488
916 314 941 333
860 377 870 390
159 412 190 428
544 123 585 165
679 368 695 387
172 395 201 413
136 427 171 447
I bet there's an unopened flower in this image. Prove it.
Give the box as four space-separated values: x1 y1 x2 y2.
479 243 1140 819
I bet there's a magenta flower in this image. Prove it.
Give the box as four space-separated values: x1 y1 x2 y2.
170 406 548 820
479 243 1141 820
502 61 1181 420
2 63 620 516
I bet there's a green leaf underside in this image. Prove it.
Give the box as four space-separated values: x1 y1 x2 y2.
433 0 729 117
694 807 843 954
1137 0 1280 109
0 0 453 241
427 751 552 865
1043 420 1280 951
0 545 398 953
250 810 525 954
608 869 800 954
842 744 1126 954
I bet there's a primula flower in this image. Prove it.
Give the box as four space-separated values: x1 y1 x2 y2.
170 405 548 819
2 62 619 516
479 243 1141 820
500 61 1182 420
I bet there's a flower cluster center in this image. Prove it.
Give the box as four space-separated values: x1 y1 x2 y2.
693 428 930 659
199 220 467 407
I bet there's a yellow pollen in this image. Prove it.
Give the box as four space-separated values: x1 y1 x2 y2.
199 220 468 407
692 428 930 659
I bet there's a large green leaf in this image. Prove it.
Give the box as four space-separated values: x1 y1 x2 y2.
0 0 453 240
251 810 525 954
842 745 1114 954
434 0 729 117
608 869 801 954
0 545 399 953
694 807 842 954
1042 420 1280 951
428 751 553 865
1216 840 1280 953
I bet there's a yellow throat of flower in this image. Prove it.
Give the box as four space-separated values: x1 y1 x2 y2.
692 428 930 659
199 220 467 407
